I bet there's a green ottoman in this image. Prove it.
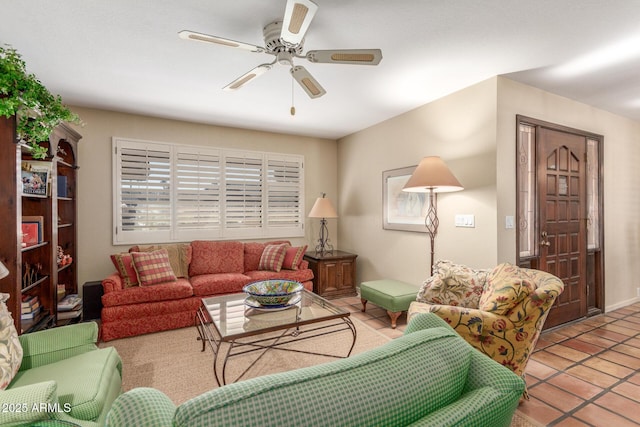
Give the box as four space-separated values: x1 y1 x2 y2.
360 279 420 329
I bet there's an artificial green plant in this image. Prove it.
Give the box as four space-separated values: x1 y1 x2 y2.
0 44 80 159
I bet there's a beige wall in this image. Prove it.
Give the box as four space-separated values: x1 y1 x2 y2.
496 77 640 310
338 75 640 310
73 75 640 311
338 78 499 286
71 107 337 286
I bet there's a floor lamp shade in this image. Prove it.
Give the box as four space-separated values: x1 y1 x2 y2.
402 156 463 274
402 156 463 193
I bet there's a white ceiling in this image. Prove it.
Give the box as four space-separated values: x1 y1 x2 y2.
3 1 640 140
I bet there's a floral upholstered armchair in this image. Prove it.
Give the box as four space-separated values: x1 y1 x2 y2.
408 261 564 398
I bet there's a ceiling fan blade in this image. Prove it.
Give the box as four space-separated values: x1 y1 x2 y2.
306 49 383 65
291 65 326 99
280 0 318 46
178 30 265 53
223 64 273 91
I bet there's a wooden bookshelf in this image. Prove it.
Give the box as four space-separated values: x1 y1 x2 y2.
0 115 81 333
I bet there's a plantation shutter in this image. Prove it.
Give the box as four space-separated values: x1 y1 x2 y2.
114 139 172 243
266 155 304 235
113 138 304 244
224 153 263 236
175 148 222 240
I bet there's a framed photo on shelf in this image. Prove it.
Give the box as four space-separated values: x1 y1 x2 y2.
21 161 51 197
22 215 44 244
382 166 429 233
21 222 40 245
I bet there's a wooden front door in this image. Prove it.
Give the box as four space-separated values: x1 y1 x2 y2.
538 128 588 327
516 116 604 329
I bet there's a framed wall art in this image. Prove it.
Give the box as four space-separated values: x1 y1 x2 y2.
382 166 429 232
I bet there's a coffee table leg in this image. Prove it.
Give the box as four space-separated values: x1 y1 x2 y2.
215 341 234 386
195 307 207 352
345 317 357 357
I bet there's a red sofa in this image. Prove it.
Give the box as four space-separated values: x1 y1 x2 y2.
100 240 313 341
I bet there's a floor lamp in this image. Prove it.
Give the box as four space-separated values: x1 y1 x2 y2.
402 156 463 274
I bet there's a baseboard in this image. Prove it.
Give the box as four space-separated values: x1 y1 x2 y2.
605 296 640 313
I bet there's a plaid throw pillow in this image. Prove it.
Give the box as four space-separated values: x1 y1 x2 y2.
131 249 177 286
258 244 289 272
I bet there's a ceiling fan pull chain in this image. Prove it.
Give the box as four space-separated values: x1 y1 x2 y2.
291 71 296 116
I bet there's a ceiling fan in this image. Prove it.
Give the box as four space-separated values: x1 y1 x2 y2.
178 0 382 100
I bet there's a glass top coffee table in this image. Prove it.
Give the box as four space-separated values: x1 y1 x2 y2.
195 289 356 385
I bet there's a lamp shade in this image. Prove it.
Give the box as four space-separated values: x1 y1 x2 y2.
0 261 9 280
402 156 464 193
308 194 338 218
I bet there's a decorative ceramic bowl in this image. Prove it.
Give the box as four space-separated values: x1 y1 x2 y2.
243 280 304 306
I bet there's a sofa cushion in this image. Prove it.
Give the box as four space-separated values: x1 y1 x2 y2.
479 263 533 315
129 243 192 278
259 243 289 272
110 253 139 288
101 279 193 307
0 293 22 390
282 245 307 270
190 273 253 296
243 242 267 273
245 268 314 284
190 241 244 276
131 249 177 286
9 347 121 421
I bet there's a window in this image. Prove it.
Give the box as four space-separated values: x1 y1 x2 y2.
113 137 304 245
517 123 536 258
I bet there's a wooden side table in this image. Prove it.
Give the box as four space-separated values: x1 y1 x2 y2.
303 250 358 298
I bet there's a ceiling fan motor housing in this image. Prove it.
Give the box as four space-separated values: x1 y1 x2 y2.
263 21 304 54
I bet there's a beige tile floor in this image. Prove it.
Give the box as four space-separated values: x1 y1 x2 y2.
333 296 640 426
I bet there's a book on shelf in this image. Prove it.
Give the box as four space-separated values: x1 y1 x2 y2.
57 175 68 198
21 295 40 312
21 300 40 313
58 293 82 311
21 294 39 308
21 306 41 320
57 309 81 320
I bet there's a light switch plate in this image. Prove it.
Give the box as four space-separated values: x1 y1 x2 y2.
455 214 475 228
505 216 515 229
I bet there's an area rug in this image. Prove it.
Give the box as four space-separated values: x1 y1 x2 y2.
99 317 388 404
100 318 539 426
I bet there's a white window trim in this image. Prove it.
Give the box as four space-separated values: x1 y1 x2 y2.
112 137 304 245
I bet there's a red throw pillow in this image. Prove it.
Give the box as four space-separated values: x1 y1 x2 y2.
282 245 307 270
131 249 177 286
110 253 139 287
258 244 289 272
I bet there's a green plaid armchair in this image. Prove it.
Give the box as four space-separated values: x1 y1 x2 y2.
106 313 524 427
0 321 122 427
